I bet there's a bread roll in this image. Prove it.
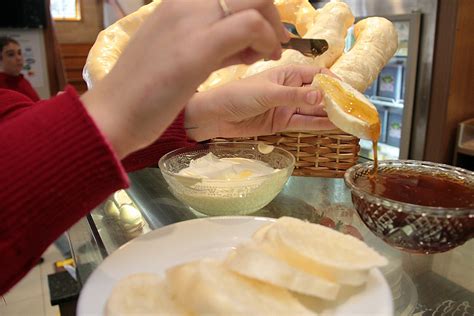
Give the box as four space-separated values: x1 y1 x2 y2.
301 1 354 68
84 0 354 92
243 1 354 78
119 205 144 232
166 259 315 315
103 200 120 220
275 0 319 36
330 17 398 92
83 1 161 88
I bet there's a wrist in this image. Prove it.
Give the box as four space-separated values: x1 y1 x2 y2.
80 88 135 159
184 91 219 141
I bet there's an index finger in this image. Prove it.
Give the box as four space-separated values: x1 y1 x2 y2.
263 65 328 86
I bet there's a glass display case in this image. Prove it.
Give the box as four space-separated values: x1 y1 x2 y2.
344 14 421 160
68 167 474 315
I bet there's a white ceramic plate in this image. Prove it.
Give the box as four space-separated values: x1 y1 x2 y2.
77 216 393 316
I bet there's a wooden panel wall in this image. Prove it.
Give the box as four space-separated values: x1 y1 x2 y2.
424 0 474 163
54 0 103 44
59 43 93 94
44 0 67 96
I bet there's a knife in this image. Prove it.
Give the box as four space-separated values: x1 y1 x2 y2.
281 38 329 57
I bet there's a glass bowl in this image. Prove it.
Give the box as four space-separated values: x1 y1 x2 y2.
158 142 295 216
344 160 474 253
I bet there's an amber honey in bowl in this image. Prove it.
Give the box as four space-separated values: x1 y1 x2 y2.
345 161 474 254
356 171 474 208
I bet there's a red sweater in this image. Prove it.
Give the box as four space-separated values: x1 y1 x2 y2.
0 72 40 102
0 86 193 294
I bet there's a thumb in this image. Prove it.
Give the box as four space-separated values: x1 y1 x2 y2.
266 85 323 108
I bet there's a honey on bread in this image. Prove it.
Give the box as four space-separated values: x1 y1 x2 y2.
314 75 380 142
314 74 381 173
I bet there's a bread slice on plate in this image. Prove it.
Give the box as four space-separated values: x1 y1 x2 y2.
224 242 340 300
253 217 388 286
166 258 315 316
105 273 188 316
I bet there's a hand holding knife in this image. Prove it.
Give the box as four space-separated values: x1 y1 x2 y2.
281 38 329 58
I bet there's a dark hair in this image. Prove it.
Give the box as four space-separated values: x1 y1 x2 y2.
0 37 20 52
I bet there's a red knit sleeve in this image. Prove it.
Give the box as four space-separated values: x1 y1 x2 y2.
0 89 35 122
122 110 196 172
0 86 129 294
19 77 40 102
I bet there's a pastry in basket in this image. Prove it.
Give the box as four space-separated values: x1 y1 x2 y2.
331 17 399 93
239 0 354 81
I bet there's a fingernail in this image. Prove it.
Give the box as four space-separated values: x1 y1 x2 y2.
306 91 320 105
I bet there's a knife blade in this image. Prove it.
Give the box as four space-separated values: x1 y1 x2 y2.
281 38 329 57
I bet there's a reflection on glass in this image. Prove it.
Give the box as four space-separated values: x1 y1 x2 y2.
344 20 410 160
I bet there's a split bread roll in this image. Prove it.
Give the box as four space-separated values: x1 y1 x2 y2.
166 259 315 315
310 17 397 140
253 217 388 286
83 1 161 88
312 73 380 140
106 273 188 316
330 17 398 92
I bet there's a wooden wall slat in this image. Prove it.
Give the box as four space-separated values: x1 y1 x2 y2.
60 43 93 56
424 0 474 163
443 0 474 162
58 43 93 94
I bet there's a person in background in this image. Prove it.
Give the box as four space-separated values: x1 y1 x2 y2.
0 0 334 294
0 36 40 102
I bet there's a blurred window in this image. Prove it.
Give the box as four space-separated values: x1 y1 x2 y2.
51 0 81 21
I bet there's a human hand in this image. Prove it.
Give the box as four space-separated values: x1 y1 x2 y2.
82 0 290 158
185 65 336 141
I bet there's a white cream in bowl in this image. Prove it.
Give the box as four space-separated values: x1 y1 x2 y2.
178 153 279 180
160 144 294 216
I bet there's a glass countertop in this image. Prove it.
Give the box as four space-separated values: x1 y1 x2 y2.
68 167 474 315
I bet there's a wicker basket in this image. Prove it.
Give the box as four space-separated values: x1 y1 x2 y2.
213 130 360 178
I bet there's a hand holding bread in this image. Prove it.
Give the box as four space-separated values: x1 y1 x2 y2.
185 65 335 141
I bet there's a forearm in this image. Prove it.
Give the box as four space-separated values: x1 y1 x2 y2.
81 63 198 158
0 87 129 294
184 91 220 142
122 110 196 172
